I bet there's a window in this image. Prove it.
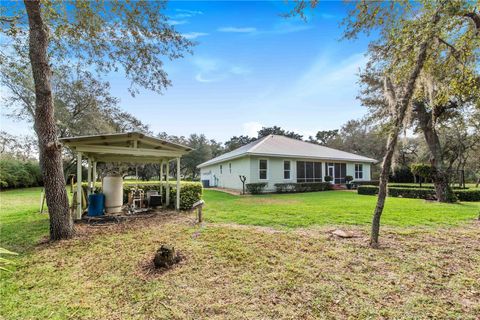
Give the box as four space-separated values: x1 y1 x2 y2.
229 163 232 174
259 159 268 180
355 164 363 179
284 160 291 179
220 165 223 174
296 161 322 183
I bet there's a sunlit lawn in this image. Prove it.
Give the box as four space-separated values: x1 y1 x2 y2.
1 187 479 319
203 189 479 228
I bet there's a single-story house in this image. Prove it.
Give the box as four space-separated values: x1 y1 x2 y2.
198 134 377 191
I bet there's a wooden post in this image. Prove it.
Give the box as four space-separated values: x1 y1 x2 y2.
87 158 92 197
198 205 202 222
176 157 181 210
76 152 83 220
165 159 170 207
92 161 97 191
160 160 164 197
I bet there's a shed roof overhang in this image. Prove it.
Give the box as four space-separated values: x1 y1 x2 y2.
60 132 192 163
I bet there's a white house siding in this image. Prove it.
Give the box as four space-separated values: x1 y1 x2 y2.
200 156 251 189
201 156 372 191
250 156 298 191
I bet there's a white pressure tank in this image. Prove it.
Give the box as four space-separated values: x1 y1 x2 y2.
103 174 123 213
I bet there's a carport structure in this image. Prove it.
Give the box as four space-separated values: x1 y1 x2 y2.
60 132 192 219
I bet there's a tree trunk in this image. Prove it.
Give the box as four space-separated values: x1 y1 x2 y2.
371 130 399 248
414 102 455 202
370 35 435 247
24 0 73 240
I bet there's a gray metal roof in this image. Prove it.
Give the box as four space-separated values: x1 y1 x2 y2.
198 135 377 168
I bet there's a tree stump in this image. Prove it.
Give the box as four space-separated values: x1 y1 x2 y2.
153 245 178 268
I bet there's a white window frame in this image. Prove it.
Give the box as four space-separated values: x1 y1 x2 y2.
229 163 232 174
283 160 291 180
258 159 268 180
220 164 223 174
355 163 363 179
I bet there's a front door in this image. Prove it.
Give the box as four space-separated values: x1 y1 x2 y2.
328 164 335 180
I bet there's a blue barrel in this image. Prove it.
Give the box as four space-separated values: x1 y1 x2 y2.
88 193 105 216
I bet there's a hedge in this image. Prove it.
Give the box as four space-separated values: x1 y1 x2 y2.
80 181 203 210
353 180 379 186
0 158 43 189
246 183 268 194
274 182 332 193
389 184 469 190
357 185 480 202
123 182 202 210
454 189 480 202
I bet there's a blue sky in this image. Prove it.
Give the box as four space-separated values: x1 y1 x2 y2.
1 1 374 142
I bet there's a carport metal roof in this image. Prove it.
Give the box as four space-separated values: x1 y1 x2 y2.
60 132 192 218
60 132 192 163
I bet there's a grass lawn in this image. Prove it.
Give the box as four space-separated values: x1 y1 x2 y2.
203 190 480 228
1 187 479 319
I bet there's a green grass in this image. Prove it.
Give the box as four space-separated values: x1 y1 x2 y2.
203 190 480 228
0 187 50 252
1 188 480 319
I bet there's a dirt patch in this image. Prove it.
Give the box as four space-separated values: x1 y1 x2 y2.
136 251 187 280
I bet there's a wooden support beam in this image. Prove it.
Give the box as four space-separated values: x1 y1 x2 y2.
76 152 83 220
73 144 184 158
92 161 97 190
165 159 170 207
92 156 174 164
87 158 92 197
160 160 164 198
176 157 181 210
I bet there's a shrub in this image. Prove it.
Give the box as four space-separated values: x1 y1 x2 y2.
345 175 353 183
324 176 333 182
357 185 379 195
0 158 43 189
274 182 332 193
246 182 267 194
357 185 479 202
389 166 414 183
454 189 480 202
353 180 379 186
122 182 202 210
388 187 436 199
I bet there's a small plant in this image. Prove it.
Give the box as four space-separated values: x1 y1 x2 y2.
345 175 354 189
246 182 267 194
324 175 333 183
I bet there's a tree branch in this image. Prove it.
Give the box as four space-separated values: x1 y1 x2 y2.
464 12 480 33
436 36 462 63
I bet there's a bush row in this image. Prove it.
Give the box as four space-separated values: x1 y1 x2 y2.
353 180 379 186
122 182 203 210
357 185 480 202
389 184 468 190
274 182 332 193
245 183 268 194
0 158 43 189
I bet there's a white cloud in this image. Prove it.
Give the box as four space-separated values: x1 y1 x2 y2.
169 20 188 26
182 32 209 40
230 66 252 75
292 53 367 98
175 9 203 16
192 57 252 83
218 26 257 33
243 122 263 137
